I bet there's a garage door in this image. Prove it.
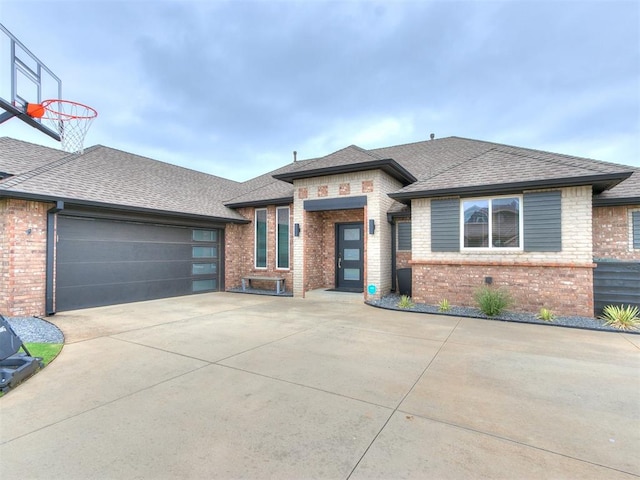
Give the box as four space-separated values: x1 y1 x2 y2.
56 216 222 311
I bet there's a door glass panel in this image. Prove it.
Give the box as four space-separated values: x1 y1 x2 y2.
192 263 216 275
193 246 217 258
192 279 216 292
192 229 217 242
343 268 360 281
343 248 360 261
343 228 360 241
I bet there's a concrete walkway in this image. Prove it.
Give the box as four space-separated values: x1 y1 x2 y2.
1 292 639 479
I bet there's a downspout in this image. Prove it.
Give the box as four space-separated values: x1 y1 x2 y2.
45 201 64 315
390 221 397 292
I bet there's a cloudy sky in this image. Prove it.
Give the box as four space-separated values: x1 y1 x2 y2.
1 0 638 181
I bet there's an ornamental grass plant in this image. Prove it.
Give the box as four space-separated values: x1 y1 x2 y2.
474 286 512 317
599 305 640 330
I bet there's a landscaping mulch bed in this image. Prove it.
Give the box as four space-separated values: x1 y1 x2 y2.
367 294 639 334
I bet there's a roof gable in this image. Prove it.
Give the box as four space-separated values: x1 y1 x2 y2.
384 137 635 200
272 145 416 185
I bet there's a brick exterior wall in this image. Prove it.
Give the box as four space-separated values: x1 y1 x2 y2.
592 205 640 261
412 263 593 316
0 199 50 316
303 209 364 291
292 170 402 299
224 205 294 293
408 186 596 317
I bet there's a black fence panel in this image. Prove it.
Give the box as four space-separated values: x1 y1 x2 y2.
593 261 640 316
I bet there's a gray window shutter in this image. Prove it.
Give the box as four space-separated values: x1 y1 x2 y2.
431 199 460 252
523 191 561 252
633 211 640 249
397 222 411 250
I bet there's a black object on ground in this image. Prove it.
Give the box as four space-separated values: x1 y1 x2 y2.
397 268 412 297
0 314 44 393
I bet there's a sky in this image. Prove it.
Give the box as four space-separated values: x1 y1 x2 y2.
0 0 638 182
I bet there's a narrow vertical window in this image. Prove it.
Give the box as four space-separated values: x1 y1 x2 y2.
255 209 267 268
276 207 290 269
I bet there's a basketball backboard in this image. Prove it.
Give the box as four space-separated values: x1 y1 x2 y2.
0 22 62 141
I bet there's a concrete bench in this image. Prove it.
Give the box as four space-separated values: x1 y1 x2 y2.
241 276 286 295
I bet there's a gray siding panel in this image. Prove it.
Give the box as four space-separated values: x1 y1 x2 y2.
593 261 640 315
633 211 640 249
523 191 561 252
431 199 460 252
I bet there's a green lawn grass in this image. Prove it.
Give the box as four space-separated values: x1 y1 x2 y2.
22 343 63 366
0 343 62 396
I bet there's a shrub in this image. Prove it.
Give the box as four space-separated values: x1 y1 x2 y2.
474 286 511 317
438 299 451 312
537 308 555 322
599 305 640 330
397 295 415 309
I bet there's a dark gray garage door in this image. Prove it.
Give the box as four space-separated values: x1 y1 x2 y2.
56 216 222 311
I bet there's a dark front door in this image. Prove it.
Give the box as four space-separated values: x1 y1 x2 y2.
336 223 364 292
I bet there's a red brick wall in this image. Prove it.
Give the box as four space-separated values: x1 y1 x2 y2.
411 261 594 317
0 199 50 316
303 209 364 291
593 205 640 260
224 205 294 292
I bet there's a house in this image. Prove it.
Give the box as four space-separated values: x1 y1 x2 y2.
1 135 638 318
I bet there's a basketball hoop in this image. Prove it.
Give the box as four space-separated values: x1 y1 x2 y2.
26 99 97 154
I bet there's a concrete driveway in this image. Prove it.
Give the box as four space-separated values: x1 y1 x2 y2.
1 292 639 479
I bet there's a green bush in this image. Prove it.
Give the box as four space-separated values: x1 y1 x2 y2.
397 295 415 309
537 308 555 322
438 298 451 312
474 286 511 316
599 305 640 330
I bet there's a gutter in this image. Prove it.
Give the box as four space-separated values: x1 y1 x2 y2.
273 159 417 186
0 190 249 224
592 196 640 207
224 196 293 209
388 172 633 201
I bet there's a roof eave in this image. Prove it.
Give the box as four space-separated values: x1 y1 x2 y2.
592 196 640 207
0 190 249 224
273 159 417 186
389 172 634 201
225 196 294 209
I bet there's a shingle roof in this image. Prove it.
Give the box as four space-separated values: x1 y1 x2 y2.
593 169 640 205
2 136 637 218
390 138 633 199
223 160 312 207
252 136 636 203
0 137 67 176
0 140 247 222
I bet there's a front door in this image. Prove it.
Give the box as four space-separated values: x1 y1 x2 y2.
336 223 364 292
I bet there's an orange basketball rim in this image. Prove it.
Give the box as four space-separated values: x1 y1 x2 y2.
25 99 97 154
